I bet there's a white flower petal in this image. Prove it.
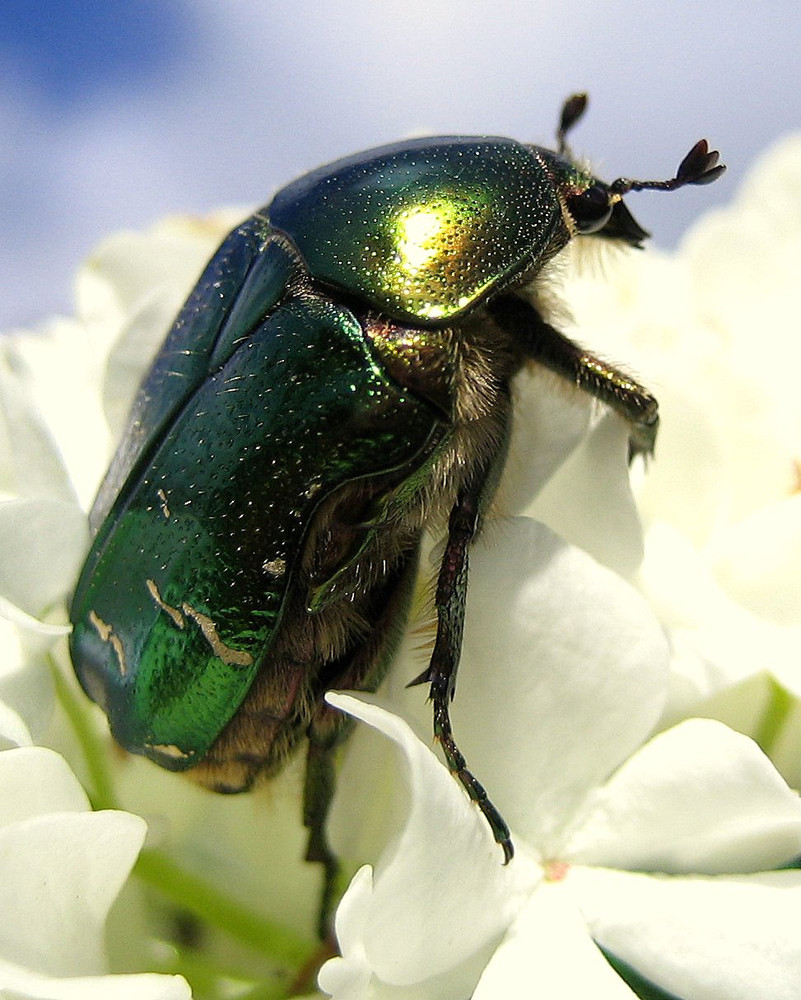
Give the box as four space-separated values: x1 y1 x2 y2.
318 865 374 998
326 683 416 865
0 748 146 979
0 810 146 977
0 339 75 503
737 135 801 240
320 861 505 1000
527 411 644 577
0 959 191 1000
0 321 111 509
710 493 801 627
0 499 88 618
0 598 70 636
499 366 593 516
0 746 89 825
0 700 32 749
454 518 670 851
0 620 55 739
325 692 538 986
567 719 801 873
473 881 638 999
640 522 799 713
572 866 801 1000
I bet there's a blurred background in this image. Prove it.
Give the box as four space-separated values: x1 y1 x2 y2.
1 0 798 330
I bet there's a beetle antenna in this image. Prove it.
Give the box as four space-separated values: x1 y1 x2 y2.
610 139 726 196
556 92 588 156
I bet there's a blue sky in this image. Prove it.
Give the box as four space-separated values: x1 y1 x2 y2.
1 0 799 328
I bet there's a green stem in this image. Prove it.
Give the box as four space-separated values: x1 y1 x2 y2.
754 676 794 758
154 947 292 1000
135 848 313 968
234 980 302 1000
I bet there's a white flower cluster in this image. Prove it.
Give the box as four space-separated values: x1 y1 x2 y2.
0 138 799 999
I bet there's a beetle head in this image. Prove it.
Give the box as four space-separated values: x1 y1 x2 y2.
552 93 726 249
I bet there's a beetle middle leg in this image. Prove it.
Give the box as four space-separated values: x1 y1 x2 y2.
488 294 659 460
410 469 514 863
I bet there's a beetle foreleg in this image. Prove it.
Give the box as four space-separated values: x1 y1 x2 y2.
420 475 514 863
488 294 659 460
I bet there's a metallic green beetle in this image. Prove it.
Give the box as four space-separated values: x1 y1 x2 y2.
69 94 724 930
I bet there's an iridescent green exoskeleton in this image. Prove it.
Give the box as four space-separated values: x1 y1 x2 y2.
69 94 724 934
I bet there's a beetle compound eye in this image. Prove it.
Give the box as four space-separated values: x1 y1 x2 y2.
566 184 613 234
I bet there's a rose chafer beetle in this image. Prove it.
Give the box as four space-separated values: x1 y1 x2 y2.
69 94 724 933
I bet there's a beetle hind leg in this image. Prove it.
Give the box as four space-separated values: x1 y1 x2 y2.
416 467 514 863
303 738 340 941
303 544 423 937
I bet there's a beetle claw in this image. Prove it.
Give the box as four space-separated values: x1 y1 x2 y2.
406 667 432 688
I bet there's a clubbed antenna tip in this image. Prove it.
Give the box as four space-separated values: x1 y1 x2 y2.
676 139 726 186
610 138 726 197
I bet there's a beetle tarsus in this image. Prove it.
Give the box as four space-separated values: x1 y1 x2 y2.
432 689 514 863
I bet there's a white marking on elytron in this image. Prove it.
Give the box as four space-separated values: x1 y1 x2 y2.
262 557 286 578
146 579 185 629
88 609 128 676
144 742 193 761
181 602 254 667
146 580 252 667
156 488 171 519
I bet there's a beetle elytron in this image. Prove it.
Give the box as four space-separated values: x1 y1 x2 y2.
69 94 724 932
